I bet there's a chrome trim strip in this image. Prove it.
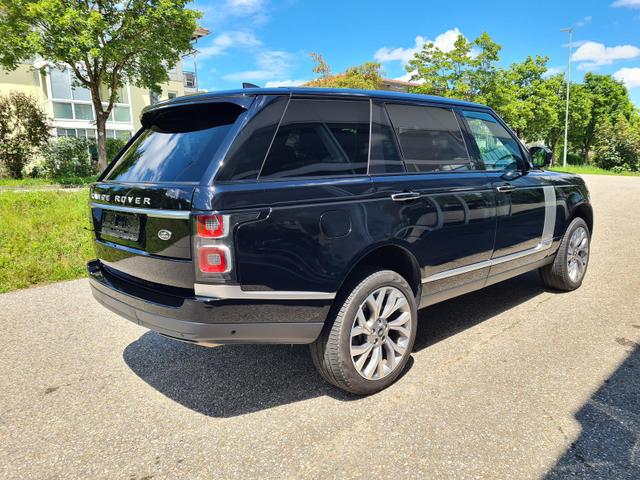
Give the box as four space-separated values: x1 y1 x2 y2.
422 185 557 283
89 202 191 219
194 284 336 300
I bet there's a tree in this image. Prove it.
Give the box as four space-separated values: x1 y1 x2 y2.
306 54 383 90
407 32 501 102
0 0 201 171
0 91 50 178
580 73 635 162
486 56 559 140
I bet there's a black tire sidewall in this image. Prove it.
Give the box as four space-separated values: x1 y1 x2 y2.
334 270 417 395
558 218 591 289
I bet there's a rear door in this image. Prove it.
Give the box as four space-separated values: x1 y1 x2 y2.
89 99 250 288
371 102 497 299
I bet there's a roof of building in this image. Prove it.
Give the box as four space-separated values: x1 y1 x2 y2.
154 87 487 110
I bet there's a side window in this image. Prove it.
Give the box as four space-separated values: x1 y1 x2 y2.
218 96 288 181
259 99 369 179
385 103 473 173
461 110 525 171
370 102 404 174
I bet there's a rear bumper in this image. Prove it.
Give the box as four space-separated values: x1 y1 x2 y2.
87 260 328 345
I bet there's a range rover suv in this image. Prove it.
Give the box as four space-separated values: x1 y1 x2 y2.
88 88 593 394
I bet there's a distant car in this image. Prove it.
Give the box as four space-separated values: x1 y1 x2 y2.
87 88 593 394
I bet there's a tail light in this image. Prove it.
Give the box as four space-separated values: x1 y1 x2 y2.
197 214 226 238
198 246 230 273
195 214 231 277
193 211 261 285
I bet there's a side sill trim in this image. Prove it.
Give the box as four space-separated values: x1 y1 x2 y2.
194 284 336 300
89 202 191 219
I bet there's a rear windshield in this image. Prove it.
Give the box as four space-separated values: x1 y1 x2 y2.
103 102 245 183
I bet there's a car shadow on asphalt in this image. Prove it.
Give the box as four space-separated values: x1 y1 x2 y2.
545 343 640 479
123 270 549 418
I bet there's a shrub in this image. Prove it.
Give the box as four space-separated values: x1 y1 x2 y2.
43 137 96 178
0 92 50 178
106 138 128 162
594 114 640 172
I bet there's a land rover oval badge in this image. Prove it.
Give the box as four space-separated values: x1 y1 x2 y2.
158 229 172 241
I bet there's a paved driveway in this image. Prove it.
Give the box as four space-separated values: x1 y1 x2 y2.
1 175 639 479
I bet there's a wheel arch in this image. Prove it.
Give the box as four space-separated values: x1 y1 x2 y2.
334 243 422 301
570 201 593 235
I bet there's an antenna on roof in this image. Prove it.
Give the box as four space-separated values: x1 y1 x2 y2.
242 82 260 89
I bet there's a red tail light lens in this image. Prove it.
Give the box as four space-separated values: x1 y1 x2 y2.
198 246 229 273
197 214 225 238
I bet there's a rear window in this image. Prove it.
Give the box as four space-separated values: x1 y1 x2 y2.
104 102 245 183
259 99 369 179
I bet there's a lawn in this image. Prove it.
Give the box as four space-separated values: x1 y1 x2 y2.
0 190 93 293
0 175 98 187
549 164 640 176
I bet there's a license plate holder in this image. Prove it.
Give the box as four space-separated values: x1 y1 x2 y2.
101 211 141 241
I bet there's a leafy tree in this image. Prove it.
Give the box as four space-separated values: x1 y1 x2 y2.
580 73 635 162
0 0 201 171
407 32 501 102
0 91 50 178
487 56 559 140
306 54 383 90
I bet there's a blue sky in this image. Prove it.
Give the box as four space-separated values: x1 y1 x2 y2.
188 0 640 105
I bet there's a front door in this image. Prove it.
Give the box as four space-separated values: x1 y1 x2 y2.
460 110 555 267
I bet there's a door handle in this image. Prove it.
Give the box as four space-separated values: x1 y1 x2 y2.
496 184 516 193
391 191 421 202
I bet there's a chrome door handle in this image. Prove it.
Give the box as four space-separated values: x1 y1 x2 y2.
496 184 516 193
391 191 421 202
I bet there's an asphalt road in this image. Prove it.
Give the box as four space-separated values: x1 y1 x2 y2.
1 175 639 479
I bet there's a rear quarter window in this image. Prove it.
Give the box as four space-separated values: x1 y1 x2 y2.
103 102 245 183
259 99 370 179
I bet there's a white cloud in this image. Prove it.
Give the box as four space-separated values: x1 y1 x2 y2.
611 0 640 8
264 79 307 87
571 41 640 69
223 50 293 82
543 66 565 77
197 31 262 59
374 28 463 65
613 67 640 88
576 15 592 27
224 0 265 14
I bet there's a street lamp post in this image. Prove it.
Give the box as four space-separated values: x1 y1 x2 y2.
561 27 573 168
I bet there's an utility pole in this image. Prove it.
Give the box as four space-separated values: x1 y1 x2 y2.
561 27 573 168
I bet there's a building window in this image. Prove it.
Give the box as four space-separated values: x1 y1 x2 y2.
168 92 177 99
49 67 132 124
184 71 196 88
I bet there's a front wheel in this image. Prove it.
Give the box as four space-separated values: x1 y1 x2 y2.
310 269 417 395
539 217 591 291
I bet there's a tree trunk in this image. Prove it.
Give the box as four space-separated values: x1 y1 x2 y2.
95 112 108 172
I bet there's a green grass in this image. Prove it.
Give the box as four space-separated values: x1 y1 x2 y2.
0 190 93 293
549 164 640 176
0 175 98 187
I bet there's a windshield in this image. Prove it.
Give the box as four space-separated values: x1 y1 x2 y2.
104 102 245 183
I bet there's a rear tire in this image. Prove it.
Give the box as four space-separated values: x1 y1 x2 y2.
310 269 417 395
539 217 590 291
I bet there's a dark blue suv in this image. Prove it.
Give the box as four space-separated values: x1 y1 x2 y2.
87 88 593 394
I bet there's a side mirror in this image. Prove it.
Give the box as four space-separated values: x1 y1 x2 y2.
530 146 553 169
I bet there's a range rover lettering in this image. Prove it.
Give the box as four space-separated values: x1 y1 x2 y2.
87 88 593 394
